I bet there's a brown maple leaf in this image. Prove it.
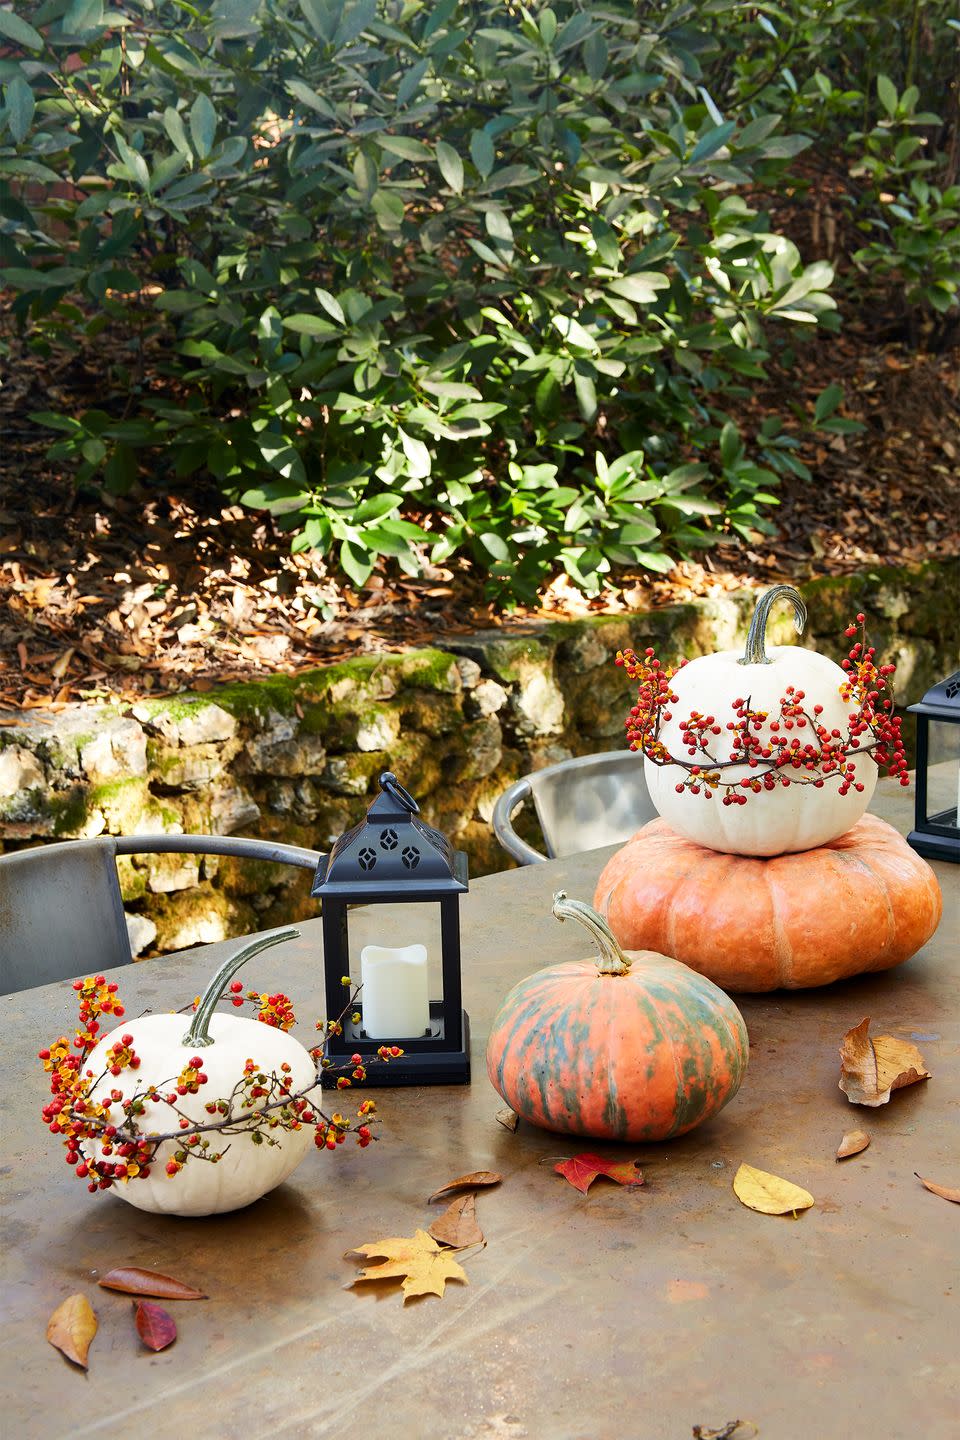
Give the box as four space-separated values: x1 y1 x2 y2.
554 1153 644 1194
347 1229 468 1302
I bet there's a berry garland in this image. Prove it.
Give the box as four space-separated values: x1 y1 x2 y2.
616 613 909 804
39 975 398 1195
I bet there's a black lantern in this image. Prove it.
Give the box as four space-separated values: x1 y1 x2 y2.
312 772 470 1085
907 672 960 864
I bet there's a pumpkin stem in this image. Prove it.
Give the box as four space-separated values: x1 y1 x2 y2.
183 928 300 1048
739 583 807 666
552 892 631 975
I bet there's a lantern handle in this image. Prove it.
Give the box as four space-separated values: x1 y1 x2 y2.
380 772 420 814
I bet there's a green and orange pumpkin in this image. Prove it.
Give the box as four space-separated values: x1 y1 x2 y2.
486 893 748 1142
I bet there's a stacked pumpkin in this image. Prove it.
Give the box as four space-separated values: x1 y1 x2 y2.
596 584 942 991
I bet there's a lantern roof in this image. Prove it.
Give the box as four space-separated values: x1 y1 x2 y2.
908 671 960 722
311 772 468 901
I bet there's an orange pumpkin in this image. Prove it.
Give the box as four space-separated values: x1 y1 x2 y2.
596 812 942 992
486 893 748 1141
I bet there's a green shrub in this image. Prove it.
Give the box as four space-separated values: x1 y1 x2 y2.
0 1 878 600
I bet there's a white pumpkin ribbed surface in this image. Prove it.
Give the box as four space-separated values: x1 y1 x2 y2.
82 1012 318 1216
644 644 877 856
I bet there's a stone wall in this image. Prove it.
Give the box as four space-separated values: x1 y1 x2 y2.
2 561 957 953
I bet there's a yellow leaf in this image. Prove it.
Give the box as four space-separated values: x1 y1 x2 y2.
733 1163 814 1217
838 1018 931 1106
347 1229 468 1302
46 1293 97 1368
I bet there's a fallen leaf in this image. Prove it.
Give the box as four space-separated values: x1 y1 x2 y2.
98 1267 207 1300
692 1424 757 1440
134 1301 177 1352
839 1018 931 1107
495 1106 519 1132
46 1294 97 1369
427 1170 502 1203
554 1153 644 1195
733 1163 814 1216
428 1192 484 1248
348 1229 468 1302
836 1130 870 1160
915 1173 960 1204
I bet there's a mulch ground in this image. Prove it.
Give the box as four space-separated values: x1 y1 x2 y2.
2 304 958 714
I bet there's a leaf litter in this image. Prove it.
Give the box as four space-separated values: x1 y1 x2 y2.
836 1130 870 1160
46 1294 97 1369
553 1153 644 1195
733 1163 814 1217
347 1230 469 1303
98 1267 207 1300
915 1174 960 1204
134 1301 177 1352
839 1018 931 1106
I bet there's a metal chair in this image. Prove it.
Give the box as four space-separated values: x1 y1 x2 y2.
0 834 321 994
492 750 658 865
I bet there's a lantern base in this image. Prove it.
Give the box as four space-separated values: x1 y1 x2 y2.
321 1008 471 1087
907 828 960 863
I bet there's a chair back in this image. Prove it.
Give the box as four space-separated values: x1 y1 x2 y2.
529 751 656 858
0 838 131 994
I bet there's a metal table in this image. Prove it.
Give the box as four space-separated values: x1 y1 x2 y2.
2 779 957 1439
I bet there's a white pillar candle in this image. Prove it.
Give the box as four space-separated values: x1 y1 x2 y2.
360 943 430 1039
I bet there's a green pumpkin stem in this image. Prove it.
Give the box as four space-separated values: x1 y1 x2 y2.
183 928 300 1048
552 892 631 975
739 583 807 666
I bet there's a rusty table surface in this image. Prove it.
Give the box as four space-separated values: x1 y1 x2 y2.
2 778 958 1440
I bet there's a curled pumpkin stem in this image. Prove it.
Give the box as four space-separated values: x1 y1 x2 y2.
184 929 300 1049
739 584 807 667
552 892 632 975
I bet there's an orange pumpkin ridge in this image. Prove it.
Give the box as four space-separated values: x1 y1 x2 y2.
596 813 942 992
486 896 749 1142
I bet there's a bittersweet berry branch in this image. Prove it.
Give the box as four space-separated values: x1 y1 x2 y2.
616 615 908 803
40 976 394 1192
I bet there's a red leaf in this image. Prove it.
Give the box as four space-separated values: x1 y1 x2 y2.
134 1301 177 1352
554 1153 644 1194
99 1267 206 1300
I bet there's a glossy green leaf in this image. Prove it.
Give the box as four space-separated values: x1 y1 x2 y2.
0 10 43 48
4 73 33 143
189 93 217 160
470 129 495 178
435 140 463 193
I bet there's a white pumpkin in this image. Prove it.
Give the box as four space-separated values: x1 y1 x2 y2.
643 586 877 856
81 930 318 1216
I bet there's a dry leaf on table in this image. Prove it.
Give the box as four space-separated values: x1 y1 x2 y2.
495 1106 519 1132
915 1173 960 1204
98 1267 206 1300
46 1294 97 1369
347 1229 468 1302
427 1170 501 1203
428 1192 484 1248
836 1130 870 1160
554 1153 644 1194
733 1163 814 1217
839 1018 931 1106
134 1301 177 1352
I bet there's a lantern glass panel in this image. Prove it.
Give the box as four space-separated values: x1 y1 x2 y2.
343 903 446 1038
923 719 960 830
